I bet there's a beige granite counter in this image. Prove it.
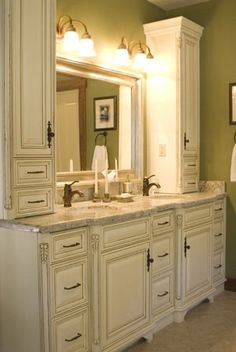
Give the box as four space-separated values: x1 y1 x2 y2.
0 190 226 234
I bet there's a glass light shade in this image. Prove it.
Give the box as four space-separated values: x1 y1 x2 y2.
78 38 96 57
63 31 80 52
133 52 147 68
115 48 130 66
144 57 158 73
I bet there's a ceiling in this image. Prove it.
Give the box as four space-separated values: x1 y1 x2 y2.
146 0 211 11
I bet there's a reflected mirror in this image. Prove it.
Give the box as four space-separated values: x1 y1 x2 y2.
56 58 144 178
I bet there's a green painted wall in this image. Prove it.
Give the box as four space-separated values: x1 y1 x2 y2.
86 79 119 170
167 0 236 278
57 0 236 277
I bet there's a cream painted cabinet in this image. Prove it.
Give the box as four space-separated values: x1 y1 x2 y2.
144 17 203 194
175 203 213 322
100 243 150 349
4 0 55 218
91 217 152 352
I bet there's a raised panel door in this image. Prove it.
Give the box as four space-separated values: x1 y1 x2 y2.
184 224 212 299
11 0 55 155
100 243 150 348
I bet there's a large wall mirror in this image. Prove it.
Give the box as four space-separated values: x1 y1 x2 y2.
56 57 144 181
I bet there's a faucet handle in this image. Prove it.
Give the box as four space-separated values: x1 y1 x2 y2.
147 174 155 180
69 180 79 186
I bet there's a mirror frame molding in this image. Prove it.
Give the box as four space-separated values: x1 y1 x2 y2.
56 57 145 179
229 82 236 125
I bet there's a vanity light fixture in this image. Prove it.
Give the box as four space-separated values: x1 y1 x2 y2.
56 15 96 57
115 37 156 72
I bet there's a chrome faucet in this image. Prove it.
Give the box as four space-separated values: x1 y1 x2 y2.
143 175 161 196
63 181 84 207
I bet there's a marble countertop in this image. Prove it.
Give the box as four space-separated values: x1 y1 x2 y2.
0 191 226 234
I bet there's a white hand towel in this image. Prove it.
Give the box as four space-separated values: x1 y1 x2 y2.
91 145 109 172
230 144 236 181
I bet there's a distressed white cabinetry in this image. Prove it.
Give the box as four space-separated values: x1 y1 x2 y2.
3 0 55 218
174 201 225 323
144 17 203 193
151 211 175 323
0 196 226 352
212 199 226 287
91 218 153 352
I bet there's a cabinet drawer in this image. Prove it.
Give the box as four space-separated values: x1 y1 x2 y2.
183 156 198 174
213 251 224 284
14 159 52 186
152 234 174 274
183 203 213 227
214 200 224 218
213 219 224 251
15 188 53 217
182 174 198 193
52 228 87 262
52 308 88 352
102 218 150 250
152 273 173 314
51 259 88 315
152 211 174 234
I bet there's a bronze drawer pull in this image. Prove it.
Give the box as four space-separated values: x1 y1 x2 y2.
215 233 223 237
65 332 82 342
187 164 196 167
157 291 168 297
158 221 169 225
158 252 169 258
215 207 223 211
187 182 196 185
63 242 80 248
214 264 222 269
27 200 45 204
64 282 81 290
27 171 44 174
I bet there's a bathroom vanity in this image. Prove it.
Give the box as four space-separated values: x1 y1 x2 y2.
0 190 226 352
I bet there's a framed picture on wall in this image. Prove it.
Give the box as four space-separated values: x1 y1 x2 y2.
229 83 236 125
94 96 117 131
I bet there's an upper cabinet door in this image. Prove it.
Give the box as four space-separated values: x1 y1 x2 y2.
11 0 55 156
181 33 200 154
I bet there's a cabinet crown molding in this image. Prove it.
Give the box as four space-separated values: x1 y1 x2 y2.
143 16 204 39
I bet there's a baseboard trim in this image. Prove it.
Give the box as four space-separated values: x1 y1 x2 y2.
224 277 236 292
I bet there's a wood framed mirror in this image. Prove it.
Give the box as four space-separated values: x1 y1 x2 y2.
229 83 236 125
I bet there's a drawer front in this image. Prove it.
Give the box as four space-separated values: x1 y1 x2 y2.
214 200 224 218
213 251 224 284
102 218 150 250
152 273 173 314
14 159 52 186
184 203 213 227
51 260 88 315
152 234 174 274
52 308 88 352
182 174 199 193
15 188 53 217
52 228 87 262
183 156 198 175
213 219 224 251
152 211 174 234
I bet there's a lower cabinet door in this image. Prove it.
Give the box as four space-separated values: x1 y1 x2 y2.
184 224 212 299
100 243 150 348
51 308 88 352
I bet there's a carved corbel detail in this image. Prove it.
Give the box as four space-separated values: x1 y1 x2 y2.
91 234 100 253
176 214 183 227
40 243 49 263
